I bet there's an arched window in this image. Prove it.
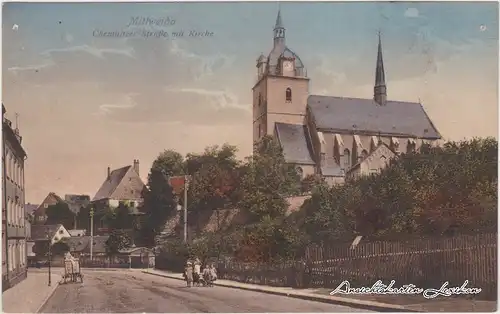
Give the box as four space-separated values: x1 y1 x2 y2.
343 149 351 170
361 149 368 160
285 88 292 102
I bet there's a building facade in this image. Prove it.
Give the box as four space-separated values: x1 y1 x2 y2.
253 12 442 184
32 192 64 225
2 104 28 291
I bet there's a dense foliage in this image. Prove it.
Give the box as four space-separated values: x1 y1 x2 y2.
149 137 497 264
46 201 75 230
303 138 498 242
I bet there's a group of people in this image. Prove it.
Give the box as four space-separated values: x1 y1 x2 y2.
183 257 217 287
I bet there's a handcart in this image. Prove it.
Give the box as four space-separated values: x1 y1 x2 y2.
62 259 84 284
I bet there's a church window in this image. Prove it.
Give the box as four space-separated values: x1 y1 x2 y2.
258 93 262 106
285 88 292 102
343 149 351 170
361 149 368 160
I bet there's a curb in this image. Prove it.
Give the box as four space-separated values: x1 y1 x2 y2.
142 270 421 312
35 274 63 313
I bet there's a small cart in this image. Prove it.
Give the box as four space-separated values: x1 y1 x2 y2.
62 259 84 284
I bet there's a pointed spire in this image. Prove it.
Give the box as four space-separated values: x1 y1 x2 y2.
273 8 285 44
374 30 387 106
275 9 284 30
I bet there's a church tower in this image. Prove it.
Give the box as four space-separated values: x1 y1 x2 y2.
374 32 387 106
252 10 310 144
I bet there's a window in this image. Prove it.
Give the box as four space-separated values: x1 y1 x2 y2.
258 124 261 138
5 153 9 178
285 88 292 102
258 93 262 106
8 245 12 271
44 203 48 209
296 167 303 178
361 149 368 160
320 153 326 165
343 149 351 170
380 156 387 165
59 229 64 234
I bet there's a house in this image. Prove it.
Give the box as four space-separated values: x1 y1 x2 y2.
92 159 147 209
252 11 441 184
30 224 71 243
346 142 396 180
32 192 63 225
68 229 87 237
2 104 28 291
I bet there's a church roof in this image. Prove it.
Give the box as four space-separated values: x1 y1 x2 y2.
307 95 441 139
275 123 315 165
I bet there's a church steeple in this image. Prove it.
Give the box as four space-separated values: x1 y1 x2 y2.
273 10 285 46
374 31 387 106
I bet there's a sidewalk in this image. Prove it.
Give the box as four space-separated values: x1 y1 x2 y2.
143 269 497 312
3 268 64 313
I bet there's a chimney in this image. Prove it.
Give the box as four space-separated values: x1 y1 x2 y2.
133 159 139 175
107 167 111 180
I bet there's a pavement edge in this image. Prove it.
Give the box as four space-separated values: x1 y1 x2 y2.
35 275 62 313
142 270 421 312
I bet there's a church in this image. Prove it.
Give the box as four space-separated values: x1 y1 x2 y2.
252 11 442 185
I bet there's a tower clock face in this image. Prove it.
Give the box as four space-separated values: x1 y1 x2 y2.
283 61 294 71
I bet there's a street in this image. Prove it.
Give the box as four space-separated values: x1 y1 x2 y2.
40 270 370 313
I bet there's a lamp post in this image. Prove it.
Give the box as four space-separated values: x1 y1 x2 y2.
89 207 94 261
45 229 52 286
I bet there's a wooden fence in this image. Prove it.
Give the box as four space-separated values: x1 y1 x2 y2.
305 233 497 300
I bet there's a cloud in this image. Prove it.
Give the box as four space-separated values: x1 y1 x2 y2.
40 44 135 59
99 86 250 125
404 8 420 18
4 35 239 126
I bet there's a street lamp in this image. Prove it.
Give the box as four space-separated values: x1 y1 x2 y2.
45 229 52 286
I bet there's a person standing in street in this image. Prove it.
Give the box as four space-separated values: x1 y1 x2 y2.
184 261 194 287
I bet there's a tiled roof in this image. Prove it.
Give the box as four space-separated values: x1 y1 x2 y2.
31 224 63 241
307 95 441 139
275 123 315 165
68 229 87 237
92 166 131 201
65 236 109 254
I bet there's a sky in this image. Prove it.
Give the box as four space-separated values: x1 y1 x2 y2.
2 1 498 203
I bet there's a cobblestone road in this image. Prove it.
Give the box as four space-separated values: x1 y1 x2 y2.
40 270 369 313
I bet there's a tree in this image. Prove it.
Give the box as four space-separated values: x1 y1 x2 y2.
46 201 75 229
103 202 134 230
105 229 132 255
186 144 241 212
238 136 300 221
76 205 91 231
141 150 185 246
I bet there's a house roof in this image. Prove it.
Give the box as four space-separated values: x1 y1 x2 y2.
66 236 109 254
92 166 136 201
307 95 441 139
275 123 315 165
68 229 87 237
31 224 64 241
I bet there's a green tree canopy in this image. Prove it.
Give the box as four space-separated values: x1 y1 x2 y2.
105 229 132 256
46 201 75 230
238 135 300 221
186 144 242 211
303 137 498 241
141 150 184 246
